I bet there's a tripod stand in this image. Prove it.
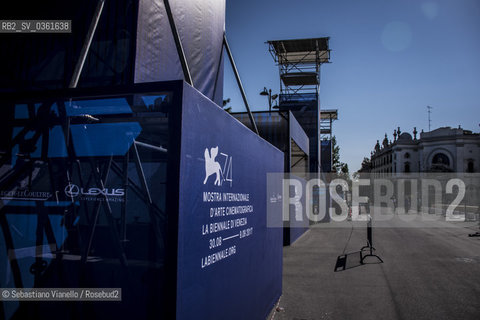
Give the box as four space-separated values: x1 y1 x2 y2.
360 215 383 264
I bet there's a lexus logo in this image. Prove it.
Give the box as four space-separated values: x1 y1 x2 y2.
63 184 125 198
65 184 80 198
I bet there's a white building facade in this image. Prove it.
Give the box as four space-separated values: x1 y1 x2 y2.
369 127 480 220
371 127 480 174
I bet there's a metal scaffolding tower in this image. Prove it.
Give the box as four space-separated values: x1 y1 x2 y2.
267 37 331 172
320 109 338 140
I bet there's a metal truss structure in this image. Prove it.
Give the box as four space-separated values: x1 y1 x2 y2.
0 84 174 292
320 109 338 141
267 37 330 108
267 37 332 172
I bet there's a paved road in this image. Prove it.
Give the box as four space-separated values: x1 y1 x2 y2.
272 215 480 320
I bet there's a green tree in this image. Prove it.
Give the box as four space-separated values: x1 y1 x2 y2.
353 157 371 180
222 98 232 113
331 136 340 172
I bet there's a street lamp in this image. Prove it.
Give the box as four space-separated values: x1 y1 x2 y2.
259 87 278 112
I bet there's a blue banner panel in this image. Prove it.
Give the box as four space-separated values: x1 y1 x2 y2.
176 84 283 320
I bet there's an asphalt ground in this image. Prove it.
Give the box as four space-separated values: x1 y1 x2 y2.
270 214 480 320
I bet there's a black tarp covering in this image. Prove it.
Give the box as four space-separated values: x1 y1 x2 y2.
0 0 225 106
321 139 332 173
135 0 225 106
0 0 137 91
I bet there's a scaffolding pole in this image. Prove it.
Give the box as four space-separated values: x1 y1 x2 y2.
224 34 259 135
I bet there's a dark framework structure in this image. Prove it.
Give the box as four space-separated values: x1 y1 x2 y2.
267 38 335 173
267 38 338 224
320 109 338 173
0 0 259 135
320 109 338 141
0 81 180 319
0 1 286 319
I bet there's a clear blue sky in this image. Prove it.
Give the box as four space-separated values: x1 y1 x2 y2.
223 0 480 172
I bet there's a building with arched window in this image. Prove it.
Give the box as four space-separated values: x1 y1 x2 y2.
370 126 480 174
